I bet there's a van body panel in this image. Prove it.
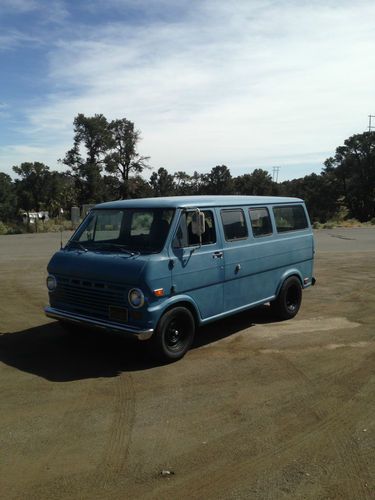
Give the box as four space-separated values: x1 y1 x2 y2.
216 206 314 312
169 208 225 318
147 294 200 321
47 249 148 285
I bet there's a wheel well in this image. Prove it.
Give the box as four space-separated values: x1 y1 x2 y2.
277 273 303 296
289 274 303 286
162 301 200 330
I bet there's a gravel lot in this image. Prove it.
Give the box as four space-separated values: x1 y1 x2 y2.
0 228 374 499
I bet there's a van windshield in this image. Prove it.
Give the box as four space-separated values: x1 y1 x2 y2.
69 208 175 254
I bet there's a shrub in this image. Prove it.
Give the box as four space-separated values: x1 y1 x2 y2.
0 221 8 235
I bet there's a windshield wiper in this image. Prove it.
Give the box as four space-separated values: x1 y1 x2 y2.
67 240 88 252
93 242 140 256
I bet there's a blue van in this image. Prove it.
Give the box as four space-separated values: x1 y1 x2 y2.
45 196 315 361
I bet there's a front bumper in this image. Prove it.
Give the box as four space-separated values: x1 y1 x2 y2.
44 306 154 340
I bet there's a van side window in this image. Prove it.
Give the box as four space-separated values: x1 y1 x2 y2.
173 210 216 248
273 205 308 232
221 209 248 241
249 207 273 237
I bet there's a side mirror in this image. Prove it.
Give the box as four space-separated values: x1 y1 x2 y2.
191 210 205 237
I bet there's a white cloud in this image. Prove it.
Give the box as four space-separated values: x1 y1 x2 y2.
2 0 375 178
0 143 71 173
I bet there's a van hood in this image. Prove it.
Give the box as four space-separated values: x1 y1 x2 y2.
47 249 148 286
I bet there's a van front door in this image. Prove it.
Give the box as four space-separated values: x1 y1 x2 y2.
169 209 224 319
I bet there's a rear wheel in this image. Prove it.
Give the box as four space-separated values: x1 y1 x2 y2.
271 276 302 320
150 307 195 362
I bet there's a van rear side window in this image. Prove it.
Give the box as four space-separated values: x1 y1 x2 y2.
221 209 248 241
273 205 308 232
249 207 273 237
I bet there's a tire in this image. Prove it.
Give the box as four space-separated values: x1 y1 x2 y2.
150 307 195 362
271 276 302 321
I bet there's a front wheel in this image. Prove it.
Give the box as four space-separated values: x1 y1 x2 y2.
150 307 195 362
271 276 302 321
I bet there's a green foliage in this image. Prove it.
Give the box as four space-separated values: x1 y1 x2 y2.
202 165 233 194
12 162 50 211
323 131 375 221
149 168 175 197
63 114 113 204
63 114 150 202
0 221 8 234
105 118 150 199
12 162 75 217
16 218 73 234
2 116 375 226
234 169 274 195
0 172 17 220
0 221 25 235
279 172 340 223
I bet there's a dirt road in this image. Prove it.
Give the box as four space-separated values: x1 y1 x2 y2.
0 229 374 499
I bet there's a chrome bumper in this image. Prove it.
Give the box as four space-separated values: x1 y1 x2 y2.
44 306 154 340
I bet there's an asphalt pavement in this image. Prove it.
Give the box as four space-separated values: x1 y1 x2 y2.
314 227 375 253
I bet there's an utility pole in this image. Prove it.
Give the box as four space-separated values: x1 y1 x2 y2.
368 115 375 132
272 166 280 183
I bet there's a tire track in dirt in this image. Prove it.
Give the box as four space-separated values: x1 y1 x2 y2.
150 351 375 500
14 379 96 498
129 365 193 487
261 352 372 500
252 352 373 500
94 372 136 492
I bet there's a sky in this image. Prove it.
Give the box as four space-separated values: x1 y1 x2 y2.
0 0 374 182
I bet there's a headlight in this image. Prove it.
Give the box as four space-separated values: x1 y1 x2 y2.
47 275 57 292
128 288 144 308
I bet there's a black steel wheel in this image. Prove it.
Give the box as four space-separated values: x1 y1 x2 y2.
271 276 302 321
151 307 195 362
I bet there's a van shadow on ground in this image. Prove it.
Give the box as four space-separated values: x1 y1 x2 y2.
0 306 275 382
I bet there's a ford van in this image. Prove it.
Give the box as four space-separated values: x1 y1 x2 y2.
45 196 315 361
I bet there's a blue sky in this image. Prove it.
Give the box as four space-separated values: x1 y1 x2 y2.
1 0 374 181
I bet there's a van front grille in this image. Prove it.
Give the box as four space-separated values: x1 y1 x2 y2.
50 275 127 319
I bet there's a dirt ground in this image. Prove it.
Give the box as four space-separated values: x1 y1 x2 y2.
0 229 374 499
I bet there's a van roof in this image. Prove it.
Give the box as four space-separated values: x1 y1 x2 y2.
96 195 303 210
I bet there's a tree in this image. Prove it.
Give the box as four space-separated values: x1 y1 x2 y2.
234 169 275 195
174 171 192 195
63 114 113 204
12 163 76 217
0 172 16 221
202 165 233 194
128 175 153 199
13 162 51 211
190 171 204 194
149 167 175 197
280 172 339 222
323 131 375 221
105 118 149 199
44 171 77 217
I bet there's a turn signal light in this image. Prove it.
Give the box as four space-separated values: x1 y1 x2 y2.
153 288 165 297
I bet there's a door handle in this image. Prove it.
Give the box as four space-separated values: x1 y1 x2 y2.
212 251 223 259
